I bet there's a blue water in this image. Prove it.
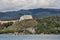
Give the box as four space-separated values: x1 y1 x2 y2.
0 34 60 40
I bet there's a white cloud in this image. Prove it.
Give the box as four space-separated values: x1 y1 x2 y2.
0 0 60 12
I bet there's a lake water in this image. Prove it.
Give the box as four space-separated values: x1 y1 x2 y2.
0 34 60 40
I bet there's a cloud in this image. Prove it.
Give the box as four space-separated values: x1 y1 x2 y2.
0 0 60 12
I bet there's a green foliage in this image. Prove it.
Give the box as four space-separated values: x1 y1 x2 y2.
0 16 60 34
10 19 38 33
19 19 37 28
3 22 13 28
35 16 60 34
0 22 13 31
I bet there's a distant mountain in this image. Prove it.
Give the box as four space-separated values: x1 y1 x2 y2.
0 8 60 20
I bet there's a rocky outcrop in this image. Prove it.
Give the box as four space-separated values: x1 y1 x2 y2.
19 15 33 21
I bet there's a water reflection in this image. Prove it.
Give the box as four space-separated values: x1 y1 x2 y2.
0 34 60 40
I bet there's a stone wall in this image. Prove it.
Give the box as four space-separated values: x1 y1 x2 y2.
0 20 18 24
19 15 33 21
0 15 33 24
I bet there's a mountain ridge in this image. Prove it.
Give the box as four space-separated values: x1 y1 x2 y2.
0 8 60 20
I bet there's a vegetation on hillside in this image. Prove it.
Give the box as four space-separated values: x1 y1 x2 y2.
35 16 60 34
0 16 60 34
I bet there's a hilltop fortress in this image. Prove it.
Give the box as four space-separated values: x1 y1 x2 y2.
0 15 33 24
19 15 33 21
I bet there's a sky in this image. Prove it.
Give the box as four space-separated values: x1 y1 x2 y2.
0 0 60 12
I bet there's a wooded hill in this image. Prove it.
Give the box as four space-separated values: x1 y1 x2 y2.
0 8 60 20
0 16 60 34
